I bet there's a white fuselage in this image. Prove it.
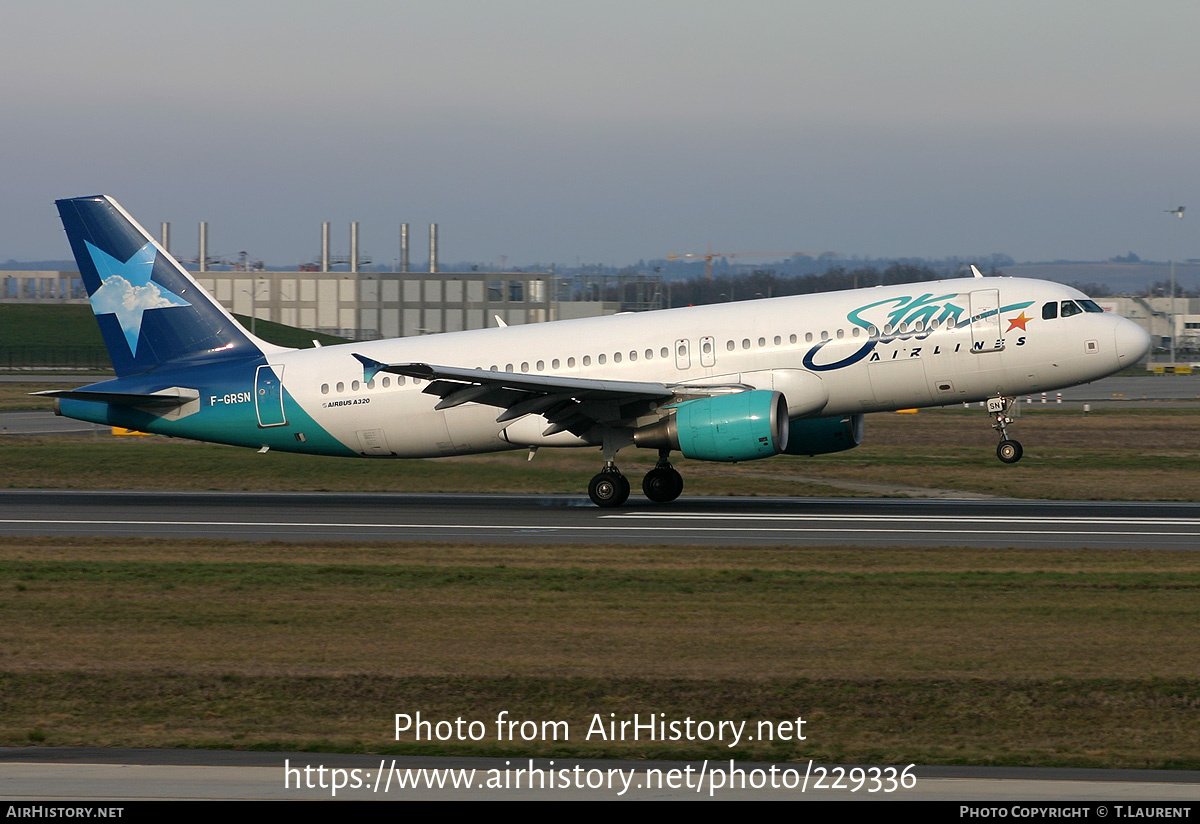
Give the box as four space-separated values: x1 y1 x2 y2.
269 277 1144 459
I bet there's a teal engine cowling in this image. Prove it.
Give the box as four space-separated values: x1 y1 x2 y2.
782 414 863 456
633 390 789 462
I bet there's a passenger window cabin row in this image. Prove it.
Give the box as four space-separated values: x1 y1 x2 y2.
323 302 1098 395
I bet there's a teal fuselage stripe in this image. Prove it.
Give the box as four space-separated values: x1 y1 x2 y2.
56 360 355 457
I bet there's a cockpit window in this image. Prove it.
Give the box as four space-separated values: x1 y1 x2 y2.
1060 300 1082 318
1079 299 1103 313
1042 302 1058 320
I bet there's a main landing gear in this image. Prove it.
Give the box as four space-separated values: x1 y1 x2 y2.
587 451 684 507
987 396 1023 464
642 452 684 504
588 463 630 508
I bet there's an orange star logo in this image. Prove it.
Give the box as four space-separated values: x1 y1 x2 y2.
1006 312 1031 332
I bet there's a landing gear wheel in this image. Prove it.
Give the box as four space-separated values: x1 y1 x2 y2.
589 472 630 507
642 467 684 503
987 397 1023 465
997 439 1023 464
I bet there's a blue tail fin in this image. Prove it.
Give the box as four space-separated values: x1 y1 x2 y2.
56 195 264 376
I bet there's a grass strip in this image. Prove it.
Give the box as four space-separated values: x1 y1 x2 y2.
1 539 1197 767
6 405 1200 498
5 673 1197 769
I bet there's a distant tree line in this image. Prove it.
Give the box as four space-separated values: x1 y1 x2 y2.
1070 280 1200 299
1144 280 1200 298
1066 282 1115 298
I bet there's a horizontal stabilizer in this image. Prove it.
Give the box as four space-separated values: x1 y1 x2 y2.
33 388 198 408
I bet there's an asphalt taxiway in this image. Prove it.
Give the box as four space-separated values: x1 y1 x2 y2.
1 489 1198 549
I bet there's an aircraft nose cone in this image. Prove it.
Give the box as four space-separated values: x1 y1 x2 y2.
1115 319 1151 366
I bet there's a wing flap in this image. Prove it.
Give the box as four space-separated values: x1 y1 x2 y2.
354 356 675 401
352 354 675 434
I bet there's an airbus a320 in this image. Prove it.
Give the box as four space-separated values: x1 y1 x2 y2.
45 195 1151 506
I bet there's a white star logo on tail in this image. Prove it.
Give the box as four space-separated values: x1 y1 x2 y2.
84 241 191 355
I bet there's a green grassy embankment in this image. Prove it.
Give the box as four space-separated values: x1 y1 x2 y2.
0 304 346 376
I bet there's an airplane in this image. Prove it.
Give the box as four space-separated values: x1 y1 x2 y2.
44 195 1151 507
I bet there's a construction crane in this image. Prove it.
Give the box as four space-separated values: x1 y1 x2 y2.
666 248 836 280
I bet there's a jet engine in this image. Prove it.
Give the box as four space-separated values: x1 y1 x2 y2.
782 414 863 456
633 390 789 462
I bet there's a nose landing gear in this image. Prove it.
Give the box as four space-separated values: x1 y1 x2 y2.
988 396 1023 464
997 438 1023 463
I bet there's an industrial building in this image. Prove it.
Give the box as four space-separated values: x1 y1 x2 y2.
1096 296 1200 359
0 267 673 340
3 268 1191 357
0 216 1181 360
0 220 665 340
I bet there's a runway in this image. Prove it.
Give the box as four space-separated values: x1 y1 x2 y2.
2 748 1198 801
0 409 107 435
2 489 1198 548
1017 373 1200 406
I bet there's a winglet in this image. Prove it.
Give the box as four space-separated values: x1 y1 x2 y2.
352 353 388 383
970 264 984 279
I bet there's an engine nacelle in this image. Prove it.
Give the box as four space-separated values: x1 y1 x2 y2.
633 390 789 462
782 414 864 456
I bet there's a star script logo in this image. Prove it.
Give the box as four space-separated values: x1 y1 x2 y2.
1005 312 1031 332
84 241 191 355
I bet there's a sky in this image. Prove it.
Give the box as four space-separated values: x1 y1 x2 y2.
3 0 1199 268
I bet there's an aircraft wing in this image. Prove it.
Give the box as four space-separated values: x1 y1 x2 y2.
353 354 682 436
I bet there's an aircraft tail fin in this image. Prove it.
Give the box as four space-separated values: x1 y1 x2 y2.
56 195 270 376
